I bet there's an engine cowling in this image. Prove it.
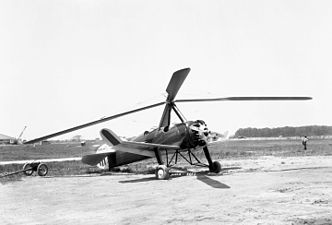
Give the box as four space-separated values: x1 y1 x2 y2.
189 120 210 147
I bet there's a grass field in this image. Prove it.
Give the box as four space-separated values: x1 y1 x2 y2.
1 138 332 183
0 140 102 161
209 138 332 158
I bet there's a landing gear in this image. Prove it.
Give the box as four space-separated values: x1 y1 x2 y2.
153 144 221 179
154 148 170 180
203 146 221 173
209 161 221 173
155 165 170 180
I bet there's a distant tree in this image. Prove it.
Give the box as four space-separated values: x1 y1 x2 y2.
234 125 332 137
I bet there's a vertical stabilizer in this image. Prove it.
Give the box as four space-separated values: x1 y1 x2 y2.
100 129 122 146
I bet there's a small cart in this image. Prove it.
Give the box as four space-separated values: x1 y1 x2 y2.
0 161 48 178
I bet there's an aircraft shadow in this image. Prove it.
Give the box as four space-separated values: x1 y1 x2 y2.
119 176 157 183
119 171 231 189
195 174 230 189
41 168 236 189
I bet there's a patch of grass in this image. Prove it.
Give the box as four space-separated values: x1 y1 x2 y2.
1 138 331 184
1 138 330 162
0 164 24 184
0 161 104 184
208 138 332 159
0 140 102 161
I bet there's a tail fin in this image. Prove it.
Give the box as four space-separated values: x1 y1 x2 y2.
100 128 122 146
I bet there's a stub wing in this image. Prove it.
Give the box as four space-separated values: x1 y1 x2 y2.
81 141 180 166
116 141 180 157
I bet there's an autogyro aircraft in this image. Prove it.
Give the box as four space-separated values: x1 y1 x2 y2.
25 68 311 179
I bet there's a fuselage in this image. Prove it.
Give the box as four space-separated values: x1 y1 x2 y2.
133 120 209 150
94 120 209 169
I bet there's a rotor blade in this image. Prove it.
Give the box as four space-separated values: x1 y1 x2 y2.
166 68 191 102
25 101 165 144
175 96 312 103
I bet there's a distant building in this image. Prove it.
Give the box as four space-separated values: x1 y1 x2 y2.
0 133 16 144
40 140 51 145
71 135 82 142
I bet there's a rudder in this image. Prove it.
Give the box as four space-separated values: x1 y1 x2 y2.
100 128 122 146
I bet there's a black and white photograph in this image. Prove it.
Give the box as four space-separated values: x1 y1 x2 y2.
1 1 331 224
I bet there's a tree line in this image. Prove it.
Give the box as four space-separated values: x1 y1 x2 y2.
234 126 332 137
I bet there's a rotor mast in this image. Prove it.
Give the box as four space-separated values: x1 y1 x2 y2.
158 68 191 128
158 102 187 129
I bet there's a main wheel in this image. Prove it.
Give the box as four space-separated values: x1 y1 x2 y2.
155 165 170 180
23 163 34 176
37 163 48 176
209 161 222 173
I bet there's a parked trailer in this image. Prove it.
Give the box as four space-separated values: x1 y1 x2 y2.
0 162 48 178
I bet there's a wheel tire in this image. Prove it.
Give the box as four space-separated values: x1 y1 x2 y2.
198 140 207 146
209 161 222 173
23 163 33 176
155 165 170 180
37 163 48 176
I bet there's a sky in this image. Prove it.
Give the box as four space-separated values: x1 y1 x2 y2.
1 0 331 140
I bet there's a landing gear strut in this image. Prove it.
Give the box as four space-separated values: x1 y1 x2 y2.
154 148 170 180
153 145 221 179
203 146 221 173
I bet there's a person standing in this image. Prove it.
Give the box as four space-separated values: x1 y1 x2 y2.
302 136 309 150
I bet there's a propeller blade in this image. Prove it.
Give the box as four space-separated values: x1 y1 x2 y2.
175 96 312 103
166 68 191 102
25 101 165 144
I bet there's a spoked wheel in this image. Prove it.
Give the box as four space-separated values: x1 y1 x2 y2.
155 165 170 180
37 163 48 176
209 161 222 173
23 163 34 176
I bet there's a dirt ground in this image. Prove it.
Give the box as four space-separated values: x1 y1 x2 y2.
1 156 332 225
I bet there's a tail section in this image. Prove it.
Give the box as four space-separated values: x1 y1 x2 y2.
81 150 149 169
95 144 114 169
98 128 149 169
82 128 150 170
97 129 121 169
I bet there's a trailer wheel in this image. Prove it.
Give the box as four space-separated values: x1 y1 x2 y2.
23 163 34 176
37 163 48 176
